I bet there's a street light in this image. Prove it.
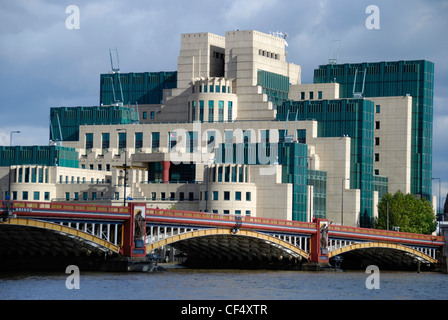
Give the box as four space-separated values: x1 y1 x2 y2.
341 178 350 226
116 129 127 207
8 131 20 201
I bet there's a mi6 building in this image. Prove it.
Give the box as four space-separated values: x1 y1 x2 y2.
0 30 435 228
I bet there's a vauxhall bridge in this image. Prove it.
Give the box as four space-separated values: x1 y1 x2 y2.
0 200 445 271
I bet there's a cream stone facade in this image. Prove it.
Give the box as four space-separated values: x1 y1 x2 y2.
0 30 422 227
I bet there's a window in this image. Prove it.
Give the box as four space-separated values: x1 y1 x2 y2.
235 191 241 201
38 168 44 183
65 192 70 201
31 168 37 183
309 91 314 100
44 192 50 201
191 101 196 121
135 132 143 149
118 132 126 150
74 192 79 201
225 166 230 182
375 169 380 175
179 192 185 201
376 105 381 113
189 192 194 201
231 166 237 182
188 131 197 153
223 210 229 215
152 132 160 151
375 121 380 130
301 92 305 100
318 91 323 99
213 191 219 200
12 191 17 200
261 130 269 143
102 133 110 149
218 167 223 182
25 168 30 183
151 192 156 201
150 111 155 119
228 101 233 122
22 191 28 200
92 192 97 200
161 192 166 201
170 192 175 200
218 100 224 122
169 132 177 150
208 100 214 122
33 191 40 201
143 111 147 119
85 133 93 149
375 153 380 162
115 192 120 200
246 192 251 201
245 210 251 216
375 137 380 146
235 210 241 215
224 191 230 201
83 192 88 200
199 100 204 122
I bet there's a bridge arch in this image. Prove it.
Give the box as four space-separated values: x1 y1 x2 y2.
329 242 437 264
0 218 120 256
146 228 309 263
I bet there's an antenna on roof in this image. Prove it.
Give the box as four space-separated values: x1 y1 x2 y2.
109 48 124 105
270 31 289 47
328 40 341 65
353 68 367 99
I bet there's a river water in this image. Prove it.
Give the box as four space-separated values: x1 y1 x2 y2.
1 266 447 301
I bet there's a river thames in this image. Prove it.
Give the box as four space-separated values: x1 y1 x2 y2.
0 267 447 300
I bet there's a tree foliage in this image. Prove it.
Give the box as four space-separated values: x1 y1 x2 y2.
373 191 437 235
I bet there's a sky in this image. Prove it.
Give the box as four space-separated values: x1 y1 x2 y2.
0 0 447 204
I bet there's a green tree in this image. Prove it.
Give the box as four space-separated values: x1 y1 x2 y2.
373 191 437 235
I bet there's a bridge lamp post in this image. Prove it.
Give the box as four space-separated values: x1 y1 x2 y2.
116 129 127 207
7 131 20 201
341 178 350 226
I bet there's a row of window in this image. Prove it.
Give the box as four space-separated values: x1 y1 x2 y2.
204 190 252 201
190 100 233 122
300 91 323 100
10 191 51 201
86 132 160 152
58 175 109 184
142 111 155 120
192 84 232 94
147 191 252 202
11 167 49 184
258 49 280 60
211 209 251 215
